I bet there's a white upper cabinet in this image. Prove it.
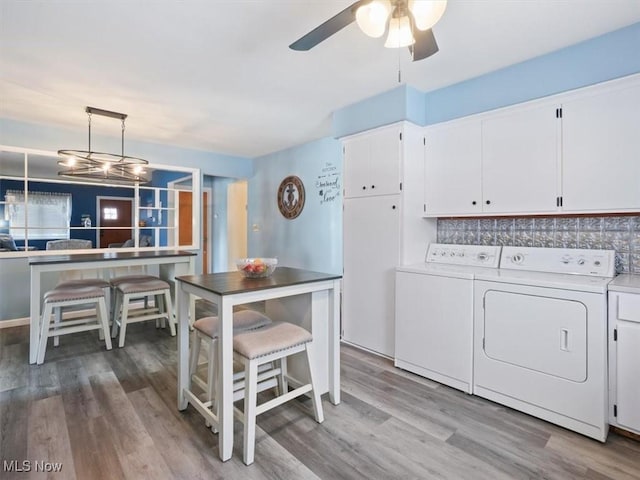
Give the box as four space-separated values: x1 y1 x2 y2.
343 125 402 198
481 102 559 215
424 120 482 215
423 73 640 217
561 81 640 212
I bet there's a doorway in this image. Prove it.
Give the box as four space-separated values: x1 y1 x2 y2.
97 197 133 248
227 180 247 271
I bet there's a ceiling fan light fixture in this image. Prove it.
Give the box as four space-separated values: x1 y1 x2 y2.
355 0 391 38
408 0 447 31
384 15 415 48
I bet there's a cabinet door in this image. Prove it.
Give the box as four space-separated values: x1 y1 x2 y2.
424 120 482 216
562 83 640 211
616 318 640 433
343 126 401 198
343 195 400 356
482 103 559 214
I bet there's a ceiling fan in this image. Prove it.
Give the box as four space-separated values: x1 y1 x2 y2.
289 0 447 62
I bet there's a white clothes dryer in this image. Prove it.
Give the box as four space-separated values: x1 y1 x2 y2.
473 246 616 442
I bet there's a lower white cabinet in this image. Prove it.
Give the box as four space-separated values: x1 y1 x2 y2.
343 194 400 356
608 288 640 435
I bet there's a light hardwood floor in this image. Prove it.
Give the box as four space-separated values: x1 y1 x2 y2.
1 320 639 480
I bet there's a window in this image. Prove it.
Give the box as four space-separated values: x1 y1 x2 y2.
5 190 71 240
103 207 118 220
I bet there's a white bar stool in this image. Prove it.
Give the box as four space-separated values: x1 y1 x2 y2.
188 310 273 426
232 321 324 465
52 278 111 346
37 286 112 364
111 277 174 347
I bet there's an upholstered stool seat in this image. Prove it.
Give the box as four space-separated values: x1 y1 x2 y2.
232 321 323 465
111 277 174 347
188 310 273 428
46 280 112 346
37 286 111 364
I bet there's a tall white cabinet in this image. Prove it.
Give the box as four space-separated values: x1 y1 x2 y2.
342 123 435 357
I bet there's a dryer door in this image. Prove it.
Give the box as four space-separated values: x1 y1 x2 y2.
483 289 587 382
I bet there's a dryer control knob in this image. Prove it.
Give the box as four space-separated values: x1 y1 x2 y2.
511 253 524 264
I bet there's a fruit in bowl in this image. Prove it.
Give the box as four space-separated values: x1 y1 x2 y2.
236 258 278 278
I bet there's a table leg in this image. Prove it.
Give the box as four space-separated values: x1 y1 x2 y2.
329 279 341 405
177 282 190 410
218 298 234 461
29 267 41 364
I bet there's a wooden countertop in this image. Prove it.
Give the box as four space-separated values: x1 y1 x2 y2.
29 250 197 265
176 266 341 296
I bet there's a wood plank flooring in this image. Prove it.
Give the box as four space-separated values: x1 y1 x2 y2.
1 321 639 480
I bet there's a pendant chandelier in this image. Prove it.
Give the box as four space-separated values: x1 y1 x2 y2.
355 0 447 48
58 106 150 184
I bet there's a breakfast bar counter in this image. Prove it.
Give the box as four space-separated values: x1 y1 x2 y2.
175 266 342 462
29 250 196 364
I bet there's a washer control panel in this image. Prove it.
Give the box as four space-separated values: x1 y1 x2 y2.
425 244 501 268
501 246 616 277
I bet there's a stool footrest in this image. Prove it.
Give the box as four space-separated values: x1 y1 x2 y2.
184 388 219 430
48 322 104 337
256 384 312 416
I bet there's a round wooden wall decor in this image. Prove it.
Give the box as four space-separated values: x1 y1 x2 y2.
277 175 305 219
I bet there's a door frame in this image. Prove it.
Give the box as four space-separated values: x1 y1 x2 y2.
95 196 135 248
168 176 211 273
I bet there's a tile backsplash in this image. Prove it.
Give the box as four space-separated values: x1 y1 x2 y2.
437 215 640 273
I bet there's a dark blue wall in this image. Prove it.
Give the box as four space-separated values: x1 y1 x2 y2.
0 179 134 249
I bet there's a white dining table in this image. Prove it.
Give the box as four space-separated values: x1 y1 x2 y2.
175 267 342 462
28 250 196 364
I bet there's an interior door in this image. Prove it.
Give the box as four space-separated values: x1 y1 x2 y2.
178 190 209 273
98 198 133 248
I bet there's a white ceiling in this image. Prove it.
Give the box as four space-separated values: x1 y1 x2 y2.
1 1 640 158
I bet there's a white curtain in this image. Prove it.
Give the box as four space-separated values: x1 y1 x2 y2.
5 190 71 240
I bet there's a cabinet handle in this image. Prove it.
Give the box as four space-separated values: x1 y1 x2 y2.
486 200 491 205
392 205 396 210
362 186 366 190
371 185 375 189
472 201 477 205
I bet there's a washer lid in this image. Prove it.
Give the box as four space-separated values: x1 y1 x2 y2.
474 268 612 293
397 262 498 279
608 274 640 294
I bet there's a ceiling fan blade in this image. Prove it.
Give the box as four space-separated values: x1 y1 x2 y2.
410 28 439 61
289 1 367 51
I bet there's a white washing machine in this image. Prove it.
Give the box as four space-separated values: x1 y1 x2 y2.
395 243 501 393
473 246 616 442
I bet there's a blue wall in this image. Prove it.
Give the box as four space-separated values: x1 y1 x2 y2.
248 137 343 275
